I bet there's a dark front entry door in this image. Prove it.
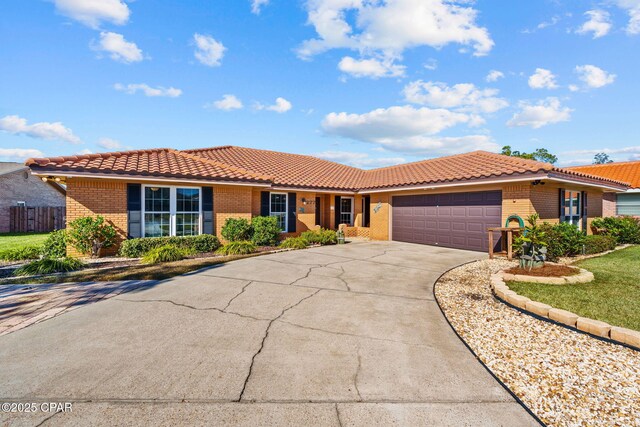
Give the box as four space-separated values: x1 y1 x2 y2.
363 196 371 227
315 197 321 226
392 191 502 252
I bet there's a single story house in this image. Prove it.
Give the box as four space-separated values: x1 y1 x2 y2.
0 162 66 233
25 146 628 255
568 161 640 216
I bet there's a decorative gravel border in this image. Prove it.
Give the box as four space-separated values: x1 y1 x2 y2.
492 272 640 350
434 259 640 427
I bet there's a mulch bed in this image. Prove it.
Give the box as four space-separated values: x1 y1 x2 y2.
505 264 579 277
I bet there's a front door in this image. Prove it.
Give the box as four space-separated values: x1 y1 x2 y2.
363 196 371 227
315 197 321 226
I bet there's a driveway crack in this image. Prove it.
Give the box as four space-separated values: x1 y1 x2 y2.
115 298 269 321
237 289 321 402
354 348 362 401
222 281 253 311
335 403 344 427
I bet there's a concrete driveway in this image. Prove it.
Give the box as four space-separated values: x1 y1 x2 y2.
0 241 537 426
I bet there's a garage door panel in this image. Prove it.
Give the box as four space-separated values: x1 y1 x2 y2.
392 191 502 252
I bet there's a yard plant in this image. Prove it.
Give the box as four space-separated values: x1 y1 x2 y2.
14 257 84 276
216 241 257 255
42 229 67 258
300 228 337 245
221 218 252 242
67 216 117 257
251 216 280 246
141 245 190 264
279 236 309 249
0 246 42 261
591 216 640 244
119 235 220 257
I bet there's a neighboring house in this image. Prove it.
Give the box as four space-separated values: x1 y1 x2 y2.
568 161 640 216
0 162 66 233
25 147 627 255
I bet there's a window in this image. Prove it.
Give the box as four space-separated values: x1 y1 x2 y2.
16 201 26 207
270 193 287 232
143 186 201 237
562 191 581 228
340 197 354 226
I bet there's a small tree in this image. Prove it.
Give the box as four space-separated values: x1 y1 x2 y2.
67 216 117 257
515 214 548 270
593 153 613 164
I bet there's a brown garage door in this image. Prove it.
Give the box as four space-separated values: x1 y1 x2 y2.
392 191 502 252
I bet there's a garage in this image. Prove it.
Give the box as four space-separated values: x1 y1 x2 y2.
392 191 502 252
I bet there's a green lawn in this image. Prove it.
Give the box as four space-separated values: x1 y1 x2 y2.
508 245 640 331
0 232 49 251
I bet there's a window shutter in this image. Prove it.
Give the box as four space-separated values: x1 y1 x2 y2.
334 196 341 229
260 191 270 217
581 191 588 231
559 189 565 222
202 187 214 235
127 183 142 238
287 192 297 233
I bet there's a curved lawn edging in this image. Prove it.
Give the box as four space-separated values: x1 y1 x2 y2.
492 273 640 351
434 258 640 427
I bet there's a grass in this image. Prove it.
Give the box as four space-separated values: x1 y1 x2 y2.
0 253 262 285
508 245 640 331
0 232 49 251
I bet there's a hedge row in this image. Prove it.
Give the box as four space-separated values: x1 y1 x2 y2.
119 234 221 258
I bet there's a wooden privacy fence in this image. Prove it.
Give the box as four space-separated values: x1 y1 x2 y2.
9 207 66 233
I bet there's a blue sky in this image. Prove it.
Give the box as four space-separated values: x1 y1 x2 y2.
1 0 639 168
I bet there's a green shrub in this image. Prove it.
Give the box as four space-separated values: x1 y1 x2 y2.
119 235 221 258
0 246 42 261
221 218 252 242
279 237 309 249
67 216 117 257
591 216 640 244
251 216 281 246
42 229 67 258
14 257 83 276
583 235 617 255
300 228 337 245
141 245 190 264
540 222 586 261
216 241 257 255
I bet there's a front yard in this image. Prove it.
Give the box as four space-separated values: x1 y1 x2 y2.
508 245 640 331
0 232 48 252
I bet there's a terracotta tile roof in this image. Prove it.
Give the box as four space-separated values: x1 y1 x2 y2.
25 148 272 184
567 161 640 189
26 146 629 191
183 146 366 191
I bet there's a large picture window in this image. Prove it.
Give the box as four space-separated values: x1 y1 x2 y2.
340 197 354 226
143 186 201 237
270 193 287 232
562 190 581 228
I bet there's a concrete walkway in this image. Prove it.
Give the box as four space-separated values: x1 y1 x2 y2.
0 241 537 426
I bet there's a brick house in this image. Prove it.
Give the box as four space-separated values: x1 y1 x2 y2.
25 147 628 255
568 161 640 217
0 162 66 233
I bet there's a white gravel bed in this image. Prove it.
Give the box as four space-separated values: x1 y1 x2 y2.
435 259 640 427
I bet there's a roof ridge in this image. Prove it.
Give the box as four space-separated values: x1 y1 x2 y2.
567 160 640 169
171 149 273 182
25 148 172 166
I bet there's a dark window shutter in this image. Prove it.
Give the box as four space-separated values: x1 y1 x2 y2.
559 189 565 222
127 183 142 238
202 187 214 235
288 192 296 233
334 196 341 229
581 191 588 231
260 191 270 216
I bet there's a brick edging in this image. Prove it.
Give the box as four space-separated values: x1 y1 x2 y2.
491 272 640 351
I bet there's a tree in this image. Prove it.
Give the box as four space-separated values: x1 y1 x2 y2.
67 216 117 257
593 153 613 164
501 146 558 164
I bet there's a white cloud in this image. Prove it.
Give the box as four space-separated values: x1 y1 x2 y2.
376 135 499 156
297 0 494 66
193 33 226 67
93 32 143 63
616 0 640 35
486 70 504 82
338 56 405 78
323 105 470 141
0 115 82 144
423 58 438 71
314 151 406 168
562 145 640 163
576 10 611 39
114 83 182 97
75 148 93 155
96 137 123 150
209 94 244 111
256 97 292 113
53 0 130 28
575 65 616 88
568 84 579 92
528 68 559 89
0 148 45 161
507 97 572 129
251 0 269 14
402 81 508 114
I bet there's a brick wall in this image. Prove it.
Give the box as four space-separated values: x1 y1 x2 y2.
66 178 127 256
0 169 66 233
213 185 253 240
502 184 534 227
369 193 390 240
602 193 617 217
